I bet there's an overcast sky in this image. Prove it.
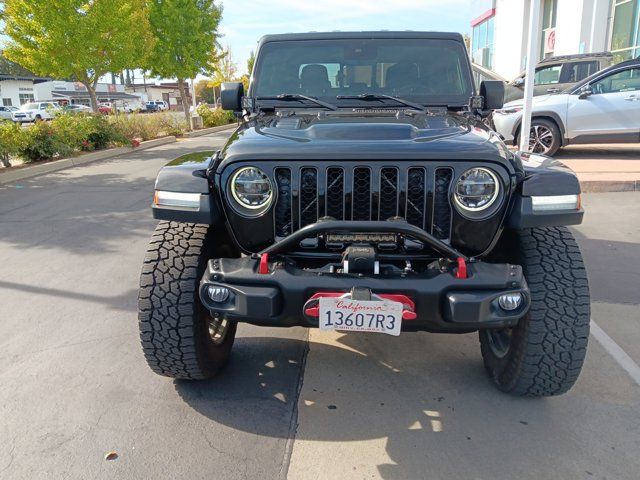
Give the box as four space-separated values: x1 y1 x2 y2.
220 0 483 75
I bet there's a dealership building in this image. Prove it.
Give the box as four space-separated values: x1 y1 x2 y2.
470 0 640 79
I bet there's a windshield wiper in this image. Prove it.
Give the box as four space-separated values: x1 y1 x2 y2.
255 94 338 111
336 93 427 112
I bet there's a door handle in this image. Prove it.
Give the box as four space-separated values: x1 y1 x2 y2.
624 95 638 101
546 88 560 93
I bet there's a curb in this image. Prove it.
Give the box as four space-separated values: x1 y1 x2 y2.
0 136 177 185
183 124 236 138
580 179 639 193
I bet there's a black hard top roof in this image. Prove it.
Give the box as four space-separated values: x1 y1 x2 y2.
258 31 464 46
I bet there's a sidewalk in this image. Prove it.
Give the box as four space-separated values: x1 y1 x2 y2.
556 144 640 192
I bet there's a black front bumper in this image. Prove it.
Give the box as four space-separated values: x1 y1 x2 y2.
199 257 530 333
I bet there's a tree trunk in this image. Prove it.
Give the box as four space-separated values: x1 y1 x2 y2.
1 155 11 168
84 83 99 112
177 78 192 131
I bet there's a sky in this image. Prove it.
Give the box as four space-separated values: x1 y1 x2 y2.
219 0 486 75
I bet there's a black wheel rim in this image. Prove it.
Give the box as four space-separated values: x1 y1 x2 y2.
486 328 513 358
528 125 554 154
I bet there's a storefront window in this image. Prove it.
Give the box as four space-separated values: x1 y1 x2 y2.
471 15 495 70
541 0 558 59
19 93 34 104
611 0 640 62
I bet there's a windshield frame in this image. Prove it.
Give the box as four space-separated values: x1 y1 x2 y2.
250 35 474 109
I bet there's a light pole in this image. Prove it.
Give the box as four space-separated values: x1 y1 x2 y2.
519 0 542 152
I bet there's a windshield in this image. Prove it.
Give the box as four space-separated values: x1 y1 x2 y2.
252 38 473 107
21 103 39 110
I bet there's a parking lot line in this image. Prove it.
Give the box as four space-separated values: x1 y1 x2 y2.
591 320 640 386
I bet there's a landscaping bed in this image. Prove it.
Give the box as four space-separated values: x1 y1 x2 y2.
0 107 234 169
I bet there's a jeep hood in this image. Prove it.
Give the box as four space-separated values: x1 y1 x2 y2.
219 112 512 164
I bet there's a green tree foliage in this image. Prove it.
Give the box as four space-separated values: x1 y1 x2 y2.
195 79 217 104
1 0 153 111
0 121 26 167
147 0 223 129
247 50 256 76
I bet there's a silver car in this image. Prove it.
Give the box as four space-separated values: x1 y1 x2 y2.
492 58 640 155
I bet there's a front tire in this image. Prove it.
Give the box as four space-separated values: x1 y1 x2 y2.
520 118 561 156
480 227 590 396
138 221 237 379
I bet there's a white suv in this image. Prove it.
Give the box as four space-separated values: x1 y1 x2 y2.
492 58 640 155
11 102 61 123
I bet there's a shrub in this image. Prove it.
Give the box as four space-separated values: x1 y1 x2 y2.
109 113 163 141
0 121 26 167
156 112 188 137
196 104 236 128
81 114 125 150
20 121 60 162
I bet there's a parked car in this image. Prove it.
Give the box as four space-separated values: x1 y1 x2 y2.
63 104 92 114
0 106 18 121
144 101 160 112
154 100 169 111
493 57 640 155
507 52 614 102
98 102 114 114
11 102 60 123
140 31 590 397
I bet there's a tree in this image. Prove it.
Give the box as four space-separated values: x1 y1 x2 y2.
212 47 237 85
195 79 217 104
1 0 153 111
147 0 223 129
247 50 256 77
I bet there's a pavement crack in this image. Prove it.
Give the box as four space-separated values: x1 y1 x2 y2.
279 328 310 480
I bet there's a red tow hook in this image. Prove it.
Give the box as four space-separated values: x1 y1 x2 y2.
455 257 467 279
258 253 269 274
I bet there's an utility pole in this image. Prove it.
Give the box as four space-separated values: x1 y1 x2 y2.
520 0 541 152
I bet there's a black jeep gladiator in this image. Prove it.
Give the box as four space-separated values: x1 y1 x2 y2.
139 32 589 397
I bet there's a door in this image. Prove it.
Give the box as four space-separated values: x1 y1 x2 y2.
533 64 562 95
566 66 640 142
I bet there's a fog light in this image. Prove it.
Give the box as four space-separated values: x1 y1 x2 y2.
207 286 230 303
498 293 523 311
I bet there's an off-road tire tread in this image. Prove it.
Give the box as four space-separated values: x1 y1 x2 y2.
138 221 235 379
481 226 590 396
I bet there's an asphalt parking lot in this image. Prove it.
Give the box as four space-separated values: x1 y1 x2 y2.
0 133 638 480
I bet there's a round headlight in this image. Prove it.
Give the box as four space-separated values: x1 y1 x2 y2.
453 167 500 213
230 167 273 211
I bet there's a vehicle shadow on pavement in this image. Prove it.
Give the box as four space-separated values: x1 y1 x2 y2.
174 329 639 479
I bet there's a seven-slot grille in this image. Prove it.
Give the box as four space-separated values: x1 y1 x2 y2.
273 164 454 241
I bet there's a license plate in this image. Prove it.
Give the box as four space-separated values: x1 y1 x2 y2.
318 297 402 336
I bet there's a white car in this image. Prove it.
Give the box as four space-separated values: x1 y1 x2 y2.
0 106 18 121
154 100 169 111
11 102 61 123
492 58 640 155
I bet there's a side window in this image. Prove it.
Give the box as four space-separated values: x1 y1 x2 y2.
591 67 640 94
534 64 562 85
39 104 47 110
561 61 599 83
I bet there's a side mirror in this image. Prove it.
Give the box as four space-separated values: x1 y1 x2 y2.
578 85 592 100
221 82 244 112
513 77 525 87
480 80 505 110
